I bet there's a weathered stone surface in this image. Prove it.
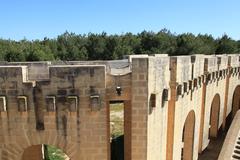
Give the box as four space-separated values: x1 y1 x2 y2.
0 54 239 160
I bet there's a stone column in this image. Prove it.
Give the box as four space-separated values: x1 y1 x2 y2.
166 57 177 160
222 57 231 130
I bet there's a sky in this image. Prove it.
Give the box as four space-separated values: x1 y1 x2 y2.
0 0 240 40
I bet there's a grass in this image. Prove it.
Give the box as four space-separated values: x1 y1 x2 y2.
111 116 124 138
110 103 124 112
45 145 67 160
110 103 124 138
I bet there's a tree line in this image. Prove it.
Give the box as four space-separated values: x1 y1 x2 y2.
0 29 239 62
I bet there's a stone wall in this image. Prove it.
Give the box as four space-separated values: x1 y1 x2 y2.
0 65 108 160
131 57 148 160
0 54 239 160
147 55 169 160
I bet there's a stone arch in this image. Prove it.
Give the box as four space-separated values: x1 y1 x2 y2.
0 144 24 160
232 85 240 118
22 144 70 160
181 110 196 160
209 94 220 138
22 145 44 160
0 134 77 160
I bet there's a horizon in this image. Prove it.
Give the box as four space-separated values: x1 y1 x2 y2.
0 29 238 42
0 0 240 41
0 30 236 42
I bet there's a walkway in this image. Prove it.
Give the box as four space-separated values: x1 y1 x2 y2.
198 130 227 160
198 113 234 160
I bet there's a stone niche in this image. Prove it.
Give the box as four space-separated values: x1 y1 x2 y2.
17 96 27 112
90 94 101 111
45 96 56 112
0 96 7 112
162 89 169 107
67 96 78 112
150 93 156 108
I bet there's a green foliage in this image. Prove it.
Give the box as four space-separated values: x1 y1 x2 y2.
110 103 124 138
44 145 66 160
216 34 238 54
4 49 25 62
0 30 239 62
176 33 203 55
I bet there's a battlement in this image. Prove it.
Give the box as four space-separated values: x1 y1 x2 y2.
0 54 239 114
0 54 240 160
0 54 239 82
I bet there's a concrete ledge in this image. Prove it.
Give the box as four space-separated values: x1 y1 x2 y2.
218 110 240 160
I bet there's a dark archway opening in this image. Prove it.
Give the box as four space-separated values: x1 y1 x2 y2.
221 85 240 136
181 110 196 160
209 94 220 139
198 94 224 160
232 85 240 119
199 86 240 160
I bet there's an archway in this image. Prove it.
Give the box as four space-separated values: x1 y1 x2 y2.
198 94 225 160
224 85 240 132
209 94 220 138
22 144 69 160
232 85 240 118
181 110 196 160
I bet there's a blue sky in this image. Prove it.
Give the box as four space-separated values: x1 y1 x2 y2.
0 0 239 40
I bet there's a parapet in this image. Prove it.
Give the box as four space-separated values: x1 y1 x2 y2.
0 54 239 84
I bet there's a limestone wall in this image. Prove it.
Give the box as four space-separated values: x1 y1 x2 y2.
0 54 239 160
226 55 240 117
147 56 170 160
142 54 239 160
172 55 203 160
131 57 148 160
0 65 108 160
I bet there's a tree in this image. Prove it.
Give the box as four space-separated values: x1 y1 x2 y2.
0 30 238 62
26 48 54 61
237 40 240 53
215 34 237 54
86 33 107 60
175 33 214 55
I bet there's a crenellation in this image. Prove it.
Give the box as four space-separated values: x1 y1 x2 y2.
0 54 239 160
218 55 228 70
229 54 240 68
192 55 205 79
176 56 192 83
205 56 218 73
